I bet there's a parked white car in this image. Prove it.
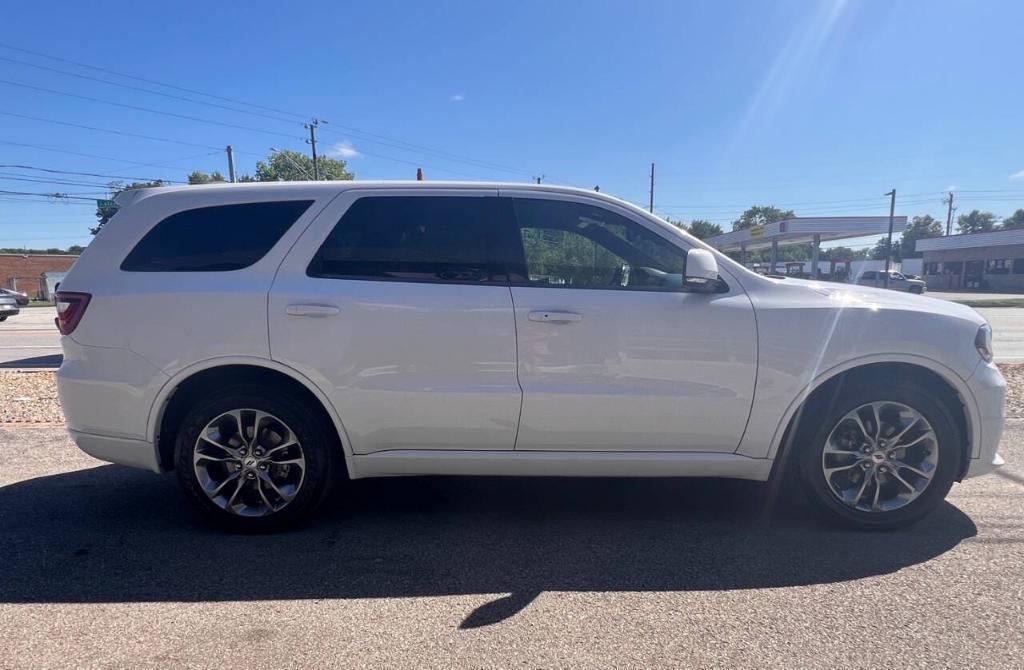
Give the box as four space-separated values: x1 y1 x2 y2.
856 270 927 294
56 182 1005 531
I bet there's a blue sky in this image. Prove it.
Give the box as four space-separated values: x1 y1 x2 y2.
1 0 1022 250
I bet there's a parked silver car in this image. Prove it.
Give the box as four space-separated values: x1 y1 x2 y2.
0 296 20 321
856 270 926 294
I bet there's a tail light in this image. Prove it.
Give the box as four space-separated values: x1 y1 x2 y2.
54 291 91 335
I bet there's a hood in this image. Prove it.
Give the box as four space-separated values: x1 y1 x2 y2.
765 277 987 324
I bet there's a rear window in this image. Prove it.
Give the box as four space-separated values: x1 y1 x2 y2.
121 200 313 272
306 196 508 283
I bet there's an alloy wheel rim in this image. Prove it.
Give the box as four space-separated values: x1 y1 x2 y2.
821 401 938 513
193 409 305 517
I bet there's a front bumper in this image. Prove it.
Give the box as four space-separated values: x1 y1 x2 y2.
964 359 1005 478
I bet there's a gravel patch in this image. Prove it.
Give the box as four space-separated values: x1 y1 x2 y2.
0 371 63 424
4 365 1024 425
997 363 1024 417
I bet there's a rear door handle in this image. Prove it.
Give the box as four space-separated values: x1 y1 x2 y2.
528 310 582 323
286 303 340 317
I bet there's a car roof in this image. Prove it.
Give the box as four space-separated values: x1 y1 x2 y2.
113 180 614 208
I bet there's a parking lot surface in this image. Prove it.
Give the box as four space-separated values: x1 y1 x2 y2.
0 422 1021 668
0 307 61 368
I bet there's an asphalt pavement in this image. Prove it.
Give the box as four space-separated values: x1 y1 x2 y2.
0 307 61 368
0 422 1021 668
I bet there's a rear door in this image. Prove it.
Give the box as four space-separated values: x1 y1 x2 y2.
269 188 522 454
502 191 757 453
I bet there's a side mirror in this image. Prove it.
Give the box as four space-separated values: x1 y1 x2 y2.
685 249 719 289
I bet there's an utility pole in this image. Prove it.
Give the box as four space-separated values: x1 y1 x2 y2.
884 189 896 288
648 162 655 213
535 175 544 184
225 145 236 183
943 191 955 236
304 119 320 180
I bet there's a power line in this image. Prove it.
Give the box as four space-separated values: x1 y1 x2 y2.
0 190 100 201
0 41 308 120
0 164 183 183
0 79 303 141
0 110 223 150
0 54 302 126
0 173 112 188
0 42 542 178
0 140 213 174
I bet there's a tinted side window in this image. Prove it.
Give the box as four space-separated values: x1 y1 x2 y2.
307 196 510 283
121 200 313 272
511 198 687 291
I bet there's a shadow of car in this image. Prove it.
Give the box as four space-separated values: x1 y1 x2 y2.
0 465 976 628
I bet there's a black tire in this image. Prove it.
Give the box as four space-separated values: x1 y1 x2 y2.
174 385 338 532
0 315 6 322
910 286 924 294
797 381 960 530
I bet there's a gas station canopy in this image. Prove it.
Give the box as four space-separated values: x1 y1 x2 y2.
705 216 908 252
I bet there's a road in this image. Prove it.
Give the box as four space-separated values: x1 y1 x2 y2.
5 303 1024 367
0 307 61 368
0 423 1021 668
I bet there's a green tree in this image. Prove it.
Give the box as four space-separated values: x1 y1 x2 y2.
871 237 900 262
91 180 166 234
900 214 944 258
187 170 227 185
732 205 795 231
254 149 354 182
820 245 869 261
686 219 724 240
957 209 997 234
1002 208 1024 229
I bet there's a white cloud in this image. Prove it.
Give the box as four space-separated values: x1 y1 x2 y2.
1010 170 1024 181
328 141 361 159
449 93 465 102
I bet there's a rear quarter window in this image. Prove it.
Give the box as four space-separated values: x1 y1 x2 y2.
120 200 313 272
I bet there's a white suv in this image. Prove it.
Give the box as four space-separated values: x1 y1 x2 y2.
56 182 1005 531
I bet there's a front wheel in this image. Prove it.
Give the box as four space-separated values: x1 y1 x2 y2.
798 383 960 530
174 386 338 532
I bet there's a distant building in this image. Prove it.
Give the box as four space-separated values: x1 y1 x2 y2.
0 254 79 298
916 228 1024 291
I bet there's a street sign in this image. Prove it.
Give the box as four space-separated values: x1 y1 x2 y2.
96 199 118 209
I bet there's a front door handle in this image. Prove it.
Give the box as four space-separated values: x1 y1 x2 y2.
528 310 582 323
286 303 340 317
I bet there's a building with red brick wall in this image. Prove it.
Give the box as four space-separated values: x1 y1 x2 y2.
0 254 79 298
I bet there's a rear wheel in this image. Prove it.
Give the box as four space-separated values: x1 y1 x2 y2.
798 382 960 529
0 315 6 322
174 386 337 532
910 286 924 294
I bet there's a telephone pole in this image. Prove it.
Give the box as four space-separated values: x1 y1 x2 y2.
535 175 544 184
884 189 896 288
225 145 236 183
648 162 655 213
304 119 320 180
943 191 955 236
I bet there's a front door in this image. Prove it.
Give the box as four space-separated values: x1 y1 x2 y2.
502 193 758 453
269 189 522 454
